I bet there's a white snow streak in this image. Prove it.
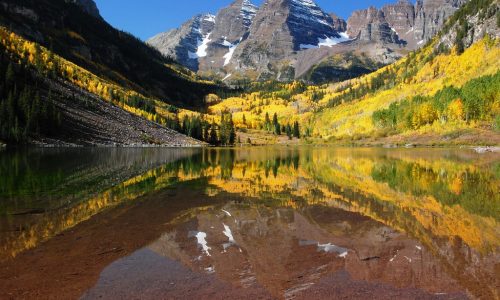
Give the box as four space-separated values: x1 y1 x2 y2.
317 243 348 255
196 33 212 58
338 251 348 258
204 14 216 23
223 37 242 66
300 32 351 49
195 231 211 256
223 224 235 243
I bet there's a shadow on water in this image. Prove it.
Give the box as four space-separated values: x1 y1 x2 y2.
0 147 498 299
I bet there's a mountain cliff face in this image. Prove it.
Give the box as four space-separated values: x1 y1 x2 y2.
210 0 256 43
414 0 467 41
346 6 401 44
348 0 467 48
148 0 470 83
435 0 499 50
287 0 342 49
227 0 353 81
199 0 257 72
330 13 347 32
148 0 258 74
147 14 216 71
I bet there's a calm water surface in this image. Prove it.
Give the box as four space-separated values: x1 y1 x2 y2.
0 147 498 299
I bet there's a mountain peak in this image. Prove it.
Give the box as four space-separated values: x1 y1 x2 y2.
286 0 341 50
147 0 471 82
240 0 259 28
66 0 101 18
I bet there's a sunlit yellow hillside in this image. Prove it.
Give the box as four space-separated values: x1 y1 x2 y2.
0 27 196 129
207 36 500 145
309 38 500 142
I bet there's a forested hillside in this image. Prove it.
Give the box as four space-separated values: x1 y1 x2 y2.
0 0 230 145
0 28 204 146
0 0 217 109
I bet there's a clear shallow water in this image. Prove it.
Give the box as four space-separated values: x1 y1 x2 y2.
0 147 498 299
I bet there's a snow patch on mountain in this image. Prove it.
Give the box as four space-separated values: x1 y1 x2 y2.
223 37 242 66
204 14 216 23
189 231 211 256
189 33 212 59
223 224 235 243
299 32 351 49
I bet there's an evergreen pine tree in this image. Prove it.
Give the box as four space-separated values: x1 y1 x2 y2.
182 115 189 135
229 127 236 145
203 123 210 142
264 112 271 131
5 63 14 88
209 122 218 145
293 121 301 138
286 124 292 139
273 113 281 135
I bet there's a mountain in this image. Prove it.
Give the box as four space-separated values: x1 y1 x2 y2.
148 14 216 71
0 0 218 146
148 0 470 83
148 0 259 76
148 0 348 82
227 0 347 81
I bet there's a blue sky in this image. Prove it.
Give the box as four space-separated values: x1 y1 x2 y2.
94 0 404 40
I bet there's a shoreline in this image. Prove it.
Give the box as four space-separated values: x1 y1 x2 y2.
2 144 498 153
0 143 207 149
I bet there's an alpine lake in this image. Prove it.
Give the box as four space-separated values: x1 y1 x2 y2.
0 146 498 299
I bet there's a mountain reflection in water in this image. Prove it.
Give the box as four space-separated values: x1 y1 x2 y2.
0 147 498 299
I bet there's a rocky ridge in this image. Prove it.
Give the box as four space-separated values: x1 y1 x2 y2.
149 0 470 82
148 14 216 71
348 0 468 48
148 0 350 81
67 0 101 18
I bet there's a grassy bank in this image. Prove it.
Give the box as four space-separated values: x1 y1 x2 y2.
233 125 500 147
